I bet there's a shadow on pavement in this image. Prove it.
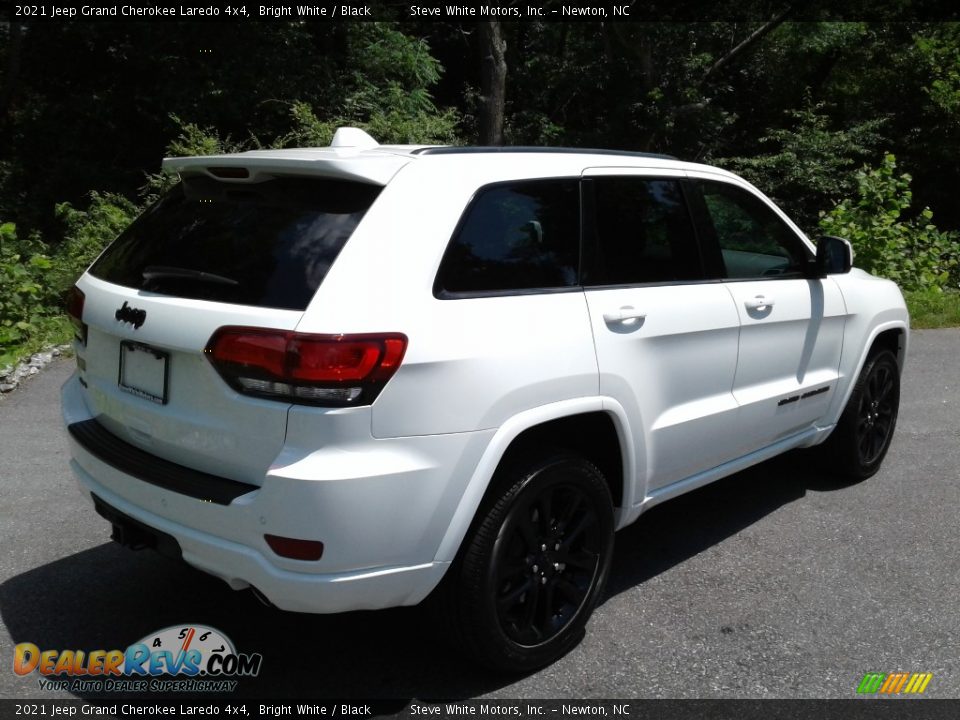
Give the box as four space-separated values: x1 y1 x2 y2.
0 450 845 702
604 450 843 597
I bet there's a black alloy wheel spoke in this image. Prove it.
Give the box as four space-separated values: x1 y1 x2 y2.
499 554 528 577
520 580 541 634
497 577 534 610
558 493 583 530
555 575 588 606
538 490 554 536
518 511 539 554
560 509 594 550
538 582 557 632
558 548 598 571
493 480 602 647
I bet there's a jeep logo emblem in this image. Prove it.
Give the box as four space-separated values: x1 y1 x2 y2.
115 301 147 329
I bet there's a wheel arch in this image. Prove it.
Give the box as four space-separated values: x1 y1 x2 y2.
432 398 637 565
827 320 908 430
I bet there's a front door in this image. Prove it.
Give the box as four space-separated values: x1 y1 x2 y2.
690 177 846 455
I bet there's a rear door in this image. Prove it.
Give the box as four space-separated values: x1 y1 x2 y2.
689 178 846 454
74 175 381 485
581 170 742 494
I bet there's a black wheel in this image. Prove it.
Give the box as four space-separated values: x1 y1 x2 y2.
826 349 901 479
444 454 614 672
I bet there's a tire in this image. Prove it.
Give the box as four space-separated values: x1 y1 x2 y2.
444 453 615 672
825 349 901 480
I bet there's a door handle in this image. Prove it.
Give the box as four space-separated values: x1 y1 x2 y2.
603 306 647 324
744 295 775 311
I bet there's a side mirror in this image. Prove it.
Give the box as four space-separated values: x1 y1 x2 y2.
815 235 854 276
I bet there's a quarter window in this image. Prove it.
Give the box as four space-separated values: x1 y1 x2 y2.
698 181 810 279
435 179 580 295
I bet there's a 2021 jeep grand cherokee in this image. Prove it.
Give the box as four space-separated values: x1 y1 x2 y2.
62 128 908 670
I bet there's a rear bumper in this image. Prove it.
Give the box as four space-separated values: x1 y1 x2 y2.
62 373 493 613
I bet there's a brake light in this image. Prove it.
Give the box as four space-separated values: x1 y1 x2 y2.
66 286 87 344
205 327 407 406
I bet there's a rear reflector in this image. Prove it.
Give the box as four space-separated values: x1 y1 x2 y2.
205 327 407 407
264 534 324 561
66 285 87 344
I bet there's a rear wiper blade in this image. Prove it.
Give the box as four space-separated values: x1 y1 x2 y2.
142 265 239 286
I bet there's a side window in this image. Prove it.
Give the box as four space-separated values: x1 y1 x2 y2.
587 177 702 285
699 181 810 279
435 179 579 295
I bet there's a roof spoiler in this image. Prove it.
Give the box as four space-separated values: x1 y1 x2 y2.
160 127 408 185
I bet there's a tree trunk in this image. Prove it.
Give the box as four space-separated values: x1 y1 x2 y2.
0 23 25 124
478 20 507 146
700 7 793 85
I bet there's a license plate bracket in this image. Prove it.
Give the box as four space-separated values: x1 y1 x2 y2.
118 341 169 405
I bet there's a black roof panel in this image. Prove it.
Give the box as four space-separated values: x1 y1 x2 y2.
414 146 678 161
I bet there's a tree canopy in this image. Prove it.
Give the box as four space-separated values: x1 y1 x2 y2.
1 19 959 362
1 20 958 235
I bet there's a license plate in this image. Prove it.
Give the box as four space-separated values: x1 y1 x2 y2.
118 341 169 404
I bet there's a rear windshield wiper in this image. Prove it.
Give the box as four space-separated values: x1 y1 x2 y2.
142 266 239 286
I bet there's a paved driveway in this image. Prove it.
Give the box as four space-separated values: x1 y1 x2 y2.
1 330 957 700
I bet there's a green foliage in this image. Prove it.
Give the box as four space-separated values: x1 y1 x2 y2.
722 97 885 232
905 288 960 329
280 99 459 148
142 116 249 199
819 154 960 291
916 30 960 117
165 115 247 158
0 222 53 354
3 20 960 334
0 194 137 364
52 192 138 298
277 25 460 147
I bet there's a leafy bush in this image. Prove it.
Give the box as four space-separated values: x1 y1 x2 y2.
721 97 885 233
819 153 960 291
0 222 54 357
51 192 138 299
143 115 250 199
279 97 459 149
276 26 460 148
1 194 138 364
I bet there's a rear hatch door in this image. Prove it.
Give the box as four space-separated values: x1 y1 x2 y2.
74 173 382 486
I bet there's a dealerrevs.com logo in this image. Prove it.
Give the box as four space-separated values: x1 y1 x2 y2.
13 624 262 693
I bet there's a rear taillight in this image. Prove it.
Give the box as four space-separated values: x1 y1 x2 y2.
204 327 407 407
66 286 87 344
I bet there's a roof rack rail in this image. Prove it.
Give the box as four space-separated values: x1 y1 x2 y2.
413 146 678 161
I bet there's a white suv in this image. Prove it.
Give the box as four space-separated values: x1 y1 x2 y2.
62 128 908 670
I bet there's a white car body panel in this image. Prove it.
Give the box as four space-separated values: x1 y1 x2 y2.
724 277 847 453
583 283 741 490
74 274 301 485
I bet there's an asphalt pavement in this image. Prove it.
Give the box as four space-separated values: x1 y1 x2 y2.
1 330 958 700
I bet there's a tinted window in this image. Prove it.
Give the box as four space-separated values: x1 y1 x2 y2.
699 181 810 279
90 176 381 310
588 177 702 285
435 180 580 294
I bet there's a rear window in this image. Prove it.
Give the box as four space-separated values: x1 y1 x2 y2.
89 176 381 310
